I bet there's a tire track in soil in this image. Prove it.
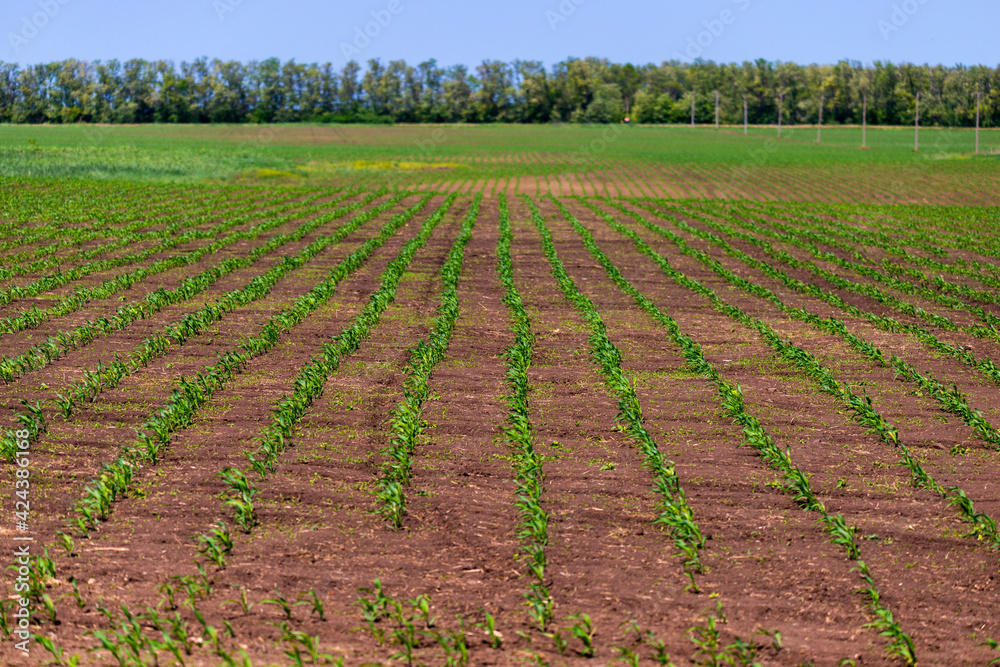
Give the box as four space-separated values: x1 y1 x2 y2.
541 198 884 666
567 199 1000 664
19 196 466 667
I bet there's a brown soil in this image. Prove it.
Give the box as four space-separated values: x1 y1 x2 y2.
1 191 998 666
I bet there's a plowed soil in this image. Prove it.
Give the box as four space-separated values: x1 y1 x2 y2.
2 187 998 666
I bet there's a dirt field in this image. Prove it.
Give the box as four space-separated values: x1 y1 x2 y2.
2 180 1000 666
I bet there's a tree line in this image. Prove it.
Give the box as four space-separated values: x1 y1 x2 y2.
0 57 996 127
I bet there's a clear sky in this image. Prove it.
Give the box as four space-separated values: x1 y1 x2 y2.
3 0 996 68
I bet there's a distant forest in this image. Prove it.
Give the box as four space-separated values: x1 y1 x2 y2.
0 57 996 126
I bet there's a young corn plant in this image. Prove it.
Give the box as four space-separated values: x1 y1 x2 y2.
63 195 431 536
195 521 234 568
375 194 481 528
602 199 1000 451
594 200 1000 556
568 613 596 658
577 200 916 663
219 468 258 533
262 589 296 621
531 196 706 583
497 194 556 631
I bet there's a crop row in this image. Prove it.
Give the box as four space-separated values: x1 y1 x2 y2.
216 191 459 530
692 202 1000 341
0 179 186 224
526 196 707 589
511 195 757 660
0 194 360 348
762 202 1000 297
590 202 1000 558
597 200 1000 450
557 198 915 663
0 190 374 391
18 193 458 666
376 194 481 528
768 200 1000 260
763 201 979 263
0 187 354 337
646 202 1000 390
0 187 312 310
788 203 956 258
753 201 955 260
0 184 268 266
495 193 557 632
731 201 1000 305
0 181 280 234
61 194 434 534
188 192 460 579
0 181 188 243
2 192 394 464
0 188 297 286
0 193 391 465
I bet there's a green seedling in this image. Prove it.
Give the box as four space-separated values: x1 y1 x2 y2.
569 613 597 657
262 589 296 620
477 612 502 649
297 589 326 621
223 586 254 615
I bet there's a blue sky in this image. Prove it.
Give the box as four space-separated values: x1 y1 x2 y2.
3 0 996 67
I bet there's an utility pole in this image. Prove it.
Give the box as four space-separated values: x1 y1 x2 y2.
817 93 824 144
691 90 695 128
914 91 920 151
743 95 748 135
715 90 719 129
778 92 784 138
862 93 867 148
976 87 981 155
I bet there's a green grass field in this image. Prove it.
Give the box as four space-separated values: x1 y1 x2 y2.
2 124 998 204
